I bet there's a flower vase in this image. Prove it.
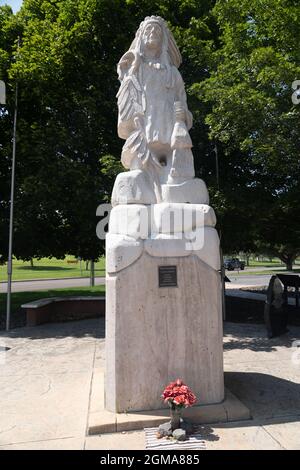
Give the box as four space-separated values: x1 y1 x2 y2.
170 405 182 430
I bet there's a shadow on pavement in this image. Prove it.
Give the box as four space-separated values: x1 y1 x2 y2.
198 425 220 442
0 317 105 340
223 321 299 352
225 371 300 423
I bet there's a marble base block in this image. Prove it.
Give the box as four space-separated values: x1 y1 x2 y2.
161 178 209 204
105 252 224 413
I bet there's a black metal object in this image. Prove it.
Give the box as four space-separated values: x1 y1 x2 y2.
276 273 300 308
264 274 290 338
158 266 177 288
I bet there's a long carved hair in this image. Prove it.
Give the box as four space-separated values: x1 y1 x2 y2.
117 16 181 89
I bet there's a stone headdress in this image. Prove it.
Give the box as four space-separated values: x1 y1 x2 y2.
117 16 182 82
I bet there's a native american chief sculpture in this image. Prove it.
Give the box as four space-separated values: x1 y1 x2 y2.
105 17 224 413
112 16 208 205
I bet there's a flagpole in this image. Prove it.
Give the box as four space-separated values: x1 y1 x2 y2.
6 80 18 332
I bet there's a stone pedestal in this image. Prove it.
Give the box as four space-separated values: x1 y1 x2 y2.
105 247 224 413
105 15 224 415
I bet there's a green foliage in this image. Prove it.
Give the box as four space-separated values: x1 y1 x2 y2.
1 0 299 268
0 0 218 262
200 0 300 264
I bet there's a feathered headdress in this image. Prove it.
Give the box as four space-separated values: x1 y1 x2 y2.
117 16 181 81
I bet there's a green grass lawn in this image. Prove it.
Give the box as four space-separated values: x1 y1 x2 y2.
234 268 300 276
1 256 298 282
0 285 106 330
248 259 284 267
0 256 105 282
225 257 300 270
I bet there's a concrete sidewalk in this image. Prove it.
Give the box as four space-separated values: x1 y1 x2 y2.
0 318 299 450
0 277 105 293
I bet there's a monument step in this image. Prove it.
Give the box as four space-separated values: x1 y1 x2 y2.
87 369 251 435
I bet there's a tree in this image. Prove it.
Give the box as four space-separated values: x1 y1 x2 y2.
201 0 300 268
1 0 219 263
4 0 299 269
0 4 22 264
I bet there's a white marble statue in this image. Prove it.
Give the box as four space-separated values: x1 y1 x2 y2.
108 15 218 269
105 17 224 413
114 16 205 205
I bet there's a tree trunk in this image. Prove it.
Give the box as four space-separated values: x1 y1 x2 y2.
286 260 293 271
30 258 34 268
90 260 95 287
279 254 295 271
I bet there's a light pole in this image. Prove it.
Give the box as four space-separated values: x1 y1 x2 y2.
213 142 220 190
4 38 21 332
0 80 6 105
213 142 226 320
6 79 18 331
90 260 95 287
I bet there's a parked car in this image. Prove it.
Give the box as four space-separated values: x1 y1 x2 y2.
224 258 245 271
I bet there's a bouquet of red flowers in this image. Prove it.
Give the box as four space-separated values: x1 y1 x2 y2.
162 378 197 408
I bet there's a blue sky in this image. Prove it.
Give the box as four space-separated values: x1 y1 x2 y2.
0 0 23 13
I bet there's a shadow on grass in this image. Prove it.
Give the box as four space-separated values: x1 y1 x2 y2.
16 266 105 274
17 266 74 271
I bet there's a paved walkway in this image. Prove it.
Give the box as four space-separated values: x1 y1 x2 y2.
0 277 105 293
1 266 296 293
1 274 268 293
0 318 299 450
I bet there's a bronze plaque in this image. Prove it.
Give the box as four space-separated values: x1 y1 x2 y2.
159 266 177 288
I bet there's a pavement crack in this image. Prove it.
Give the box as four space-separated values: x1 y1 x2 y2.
0 425 17 435
84 336 98 446
261 424 286 449
0 435 76 447
41 378 52 396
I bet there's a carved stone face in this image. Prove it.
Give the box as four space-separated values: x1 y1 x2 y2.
142 22 163 54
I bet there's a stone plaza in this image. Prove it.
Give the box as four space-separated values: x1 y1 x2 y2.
0 317 299 450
